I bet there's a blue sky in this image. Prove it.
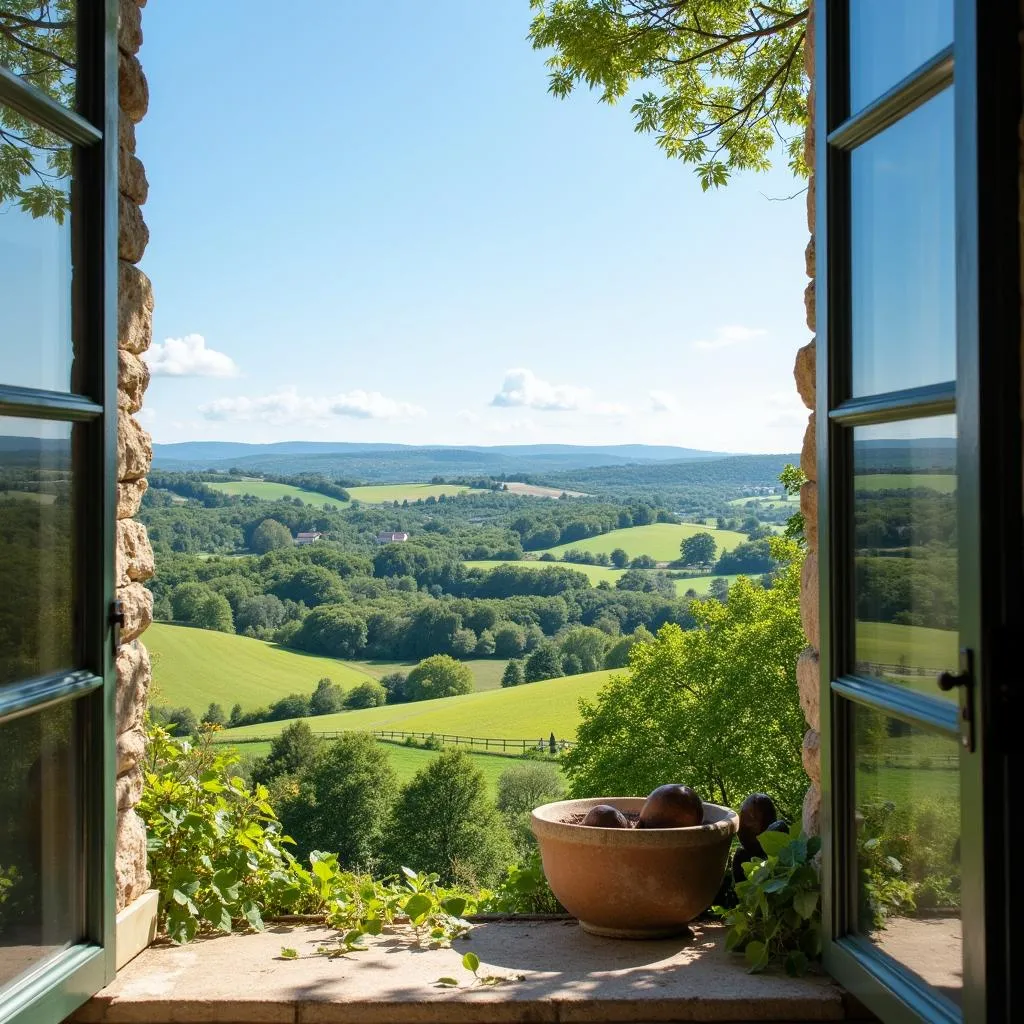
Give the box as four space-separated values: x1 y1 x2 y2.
135 0 812 453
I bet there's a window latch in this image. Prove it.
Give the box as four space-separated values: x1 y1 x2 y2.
110 599 125 655
938 647 974 751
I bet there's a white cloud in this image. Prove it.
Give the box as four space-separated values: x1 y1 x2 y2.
491 368 627 415
649 390 679 413
145 334 239 378
691 325 767 351
199 387 424 425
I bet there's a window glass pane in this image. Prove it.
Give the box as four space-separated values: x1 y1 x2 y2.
854 416 957 699
854 706 961 1007
0 418 74 684
849 0 952 112
0 699 83 991
0 110 73 392
0 5 76 107
851 89 954 397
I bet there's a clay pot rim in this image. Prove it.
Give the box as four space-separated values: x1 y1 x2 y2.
531 797 738 848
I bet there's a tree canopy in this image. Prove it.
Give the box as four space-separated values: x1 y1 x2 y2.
528 0 809 189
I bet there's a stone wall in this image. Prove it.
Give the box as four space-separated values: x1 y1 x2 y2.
114 0 155 912
795 1 821 836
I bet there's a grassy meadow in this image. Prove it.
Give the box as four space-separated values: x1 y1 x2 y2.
218 668 615 744
148 623 509 712
537 522 747 562
463 559 743 598
206 479 349 507
205 479 489 508
856 621 958 671
347 483 486 503
854 474 956 493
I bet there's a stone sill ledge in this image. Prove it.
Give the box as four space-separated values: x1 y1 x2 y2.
71 920 872 1023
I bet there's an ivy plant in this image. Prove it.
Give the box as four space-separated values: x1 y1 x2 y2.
715 825 821 975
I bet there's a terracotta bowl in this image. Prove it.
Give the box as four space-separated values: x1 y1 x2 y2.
531 797 738 938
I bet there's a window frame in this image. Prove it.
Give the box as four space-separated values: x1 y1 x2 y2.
815 2 1019 1022
0 2 119 1022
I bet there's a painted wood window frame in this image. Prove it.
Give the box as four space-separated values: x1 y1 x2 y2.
815 2 1018 1022
0 2 119 1022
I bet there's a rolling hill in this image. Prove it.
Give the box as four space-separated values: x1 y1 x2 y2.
537 523 747 562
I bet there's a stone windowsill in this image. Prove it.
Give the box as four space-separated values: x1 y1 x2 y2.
72 919 873 1023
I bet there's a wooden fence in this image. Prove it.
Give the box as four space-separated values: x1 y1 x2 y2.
219 729 573 754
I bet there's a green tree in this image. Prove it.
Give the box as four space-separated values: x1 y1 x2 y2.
528 0 809 190
557 625 608 674
0 3 75 220
681 532 717 567
404 655 474 701
195 591 233 633
279 732 398 867
309 677 346 716
603 625 654 669
268 693 311 721
345 679 387 709
166 706 198 737
563 540 808 818
450 626 478 657
251 518 293 554
381 750 515 886
380 672 409 704
501 659 525 687
228 703 243 728
524 642 564 683
201 703 226 727
251 720 320 786
496 761 566 858
609 547 629 569
493 622 527 657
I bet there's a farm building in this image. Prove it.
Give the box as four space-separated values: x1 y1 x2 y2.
376 531 410 544
294 531 322 546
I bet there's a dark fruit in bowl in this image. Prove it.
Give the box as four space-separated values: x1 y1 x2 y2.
638 784 703 829
766 819 790 834
581 804 629 828
738 793 777 850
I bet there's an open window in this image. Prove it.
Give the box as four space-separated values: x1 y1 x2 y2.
816 1 1018 1021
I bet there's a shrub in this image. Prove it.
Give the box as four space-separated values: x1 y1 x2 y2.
279 732 398 868
405 655 474 701
251 518 293 554
268 693 311 721
380 671 409 704
524 642 563 682
309 677 346 716
345 680 388 709
381 750 515 887
496 762 565 859
251 721 320 787
501 659 524 687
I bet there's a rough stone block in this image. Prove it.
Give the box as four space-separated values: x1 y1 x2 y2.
118 111 136 157
119 193 149 263
117 726 147 776
118 260 154 354
119 148 148 205
116 518 155 585
802 782 821 838
117 410 152 482
801 552 820 650
115 810 151 912
117 478 148 520
116 764 144 812
805 234 815 279
118 0 143 55
802 729 821 786
800 413 816 483
118 581 153 644
801 480 818 553
118 349 150 414
804 278 816 333
119 51 149 124
794 338 815 410
806 171 816 234
116 640 151 735
796 646 820 732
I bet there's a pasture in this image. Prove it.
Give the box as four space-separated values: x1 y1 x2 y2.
147 623 508 712
463 560 743 598
347 483 486 503
856 621 958 672
854 474 956 493
536 523 748 563
206 479 348 507
219 668 616 744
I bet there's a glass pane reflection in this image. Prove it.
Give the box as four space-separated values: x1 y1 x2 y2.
851 89 954 397
849 0 952 112
0 5 77 107
854 706 962 1006
0 419 75 685
854 417 957 698
0 700 82 991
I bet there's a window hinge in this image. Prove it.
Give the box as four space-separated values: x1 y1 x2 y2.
938 647 974 751
110 599 125 655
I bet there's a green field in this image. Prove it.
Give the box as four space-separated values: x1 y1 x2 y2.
147 623 509 711
219 668 615 744
727 494 792 507
207 479 349 507
538 523 747 563
347 483 486 503
463 560 743 598
856 621 958 671
854 474 956 493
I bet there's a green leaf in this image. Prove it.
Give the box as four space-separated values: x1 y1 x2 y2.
744 941 769 972
280 947 299 960
806 836 822 859
762 877 789 894
757 830 792 857
793 889 819 920
435 977 460 988
799 925 822 958
401 866 419 881
462 951 481 975
404 893 433 923
201 901 233 933
442 896 467 918
785 951 809 977
242 901 264 932
363 916 383 936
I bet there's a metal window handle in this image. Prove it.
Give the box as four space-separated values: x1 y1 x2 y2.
938 648 975 751
938 668 969 691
